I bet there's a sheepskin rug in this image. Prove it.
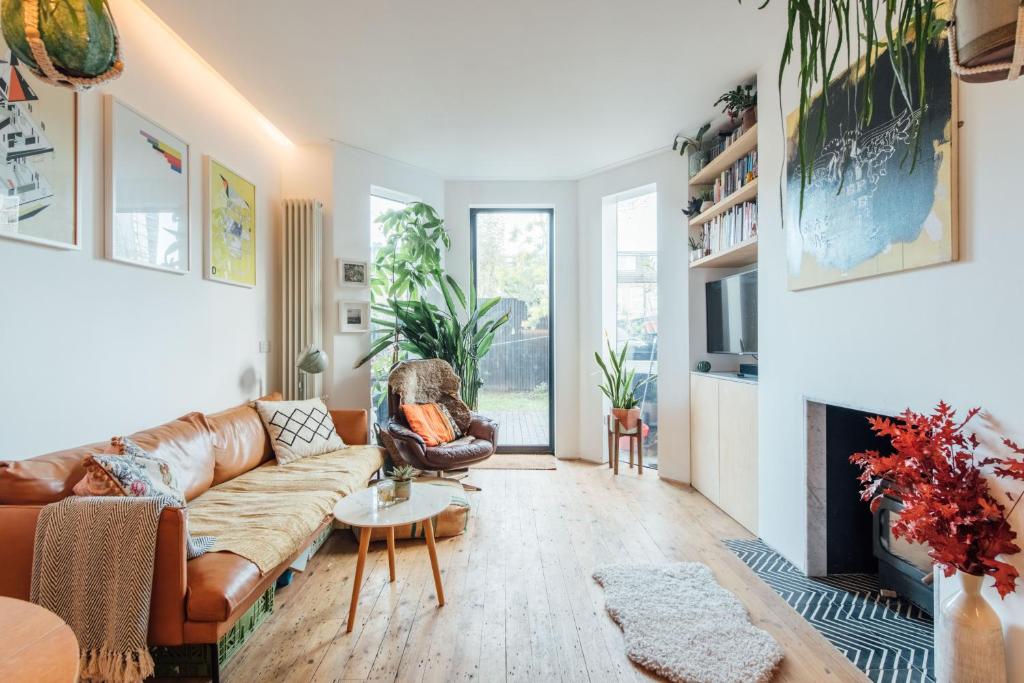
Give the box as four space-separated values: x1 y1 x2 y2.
593 562 784 683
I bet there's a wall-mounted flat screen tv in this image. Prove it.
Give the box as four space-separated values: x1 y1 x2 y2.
706 269 757 354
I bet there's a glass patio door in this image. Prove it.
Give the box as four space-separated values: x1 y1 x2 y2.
471 208 553 453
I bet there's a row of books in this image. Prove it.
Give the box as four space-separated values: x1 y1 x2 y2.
693 200 758 259
712 150 758 202
707 126 747 161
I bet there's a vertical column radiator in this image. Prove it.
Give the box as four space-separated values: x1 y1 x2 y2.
281 199 324 399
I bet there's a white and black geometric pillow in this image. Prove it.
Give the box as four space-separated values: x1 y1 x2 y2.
255 398 345 465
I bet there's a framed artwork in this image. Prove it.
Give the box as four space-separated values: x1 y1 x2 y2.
338 257 368 287
105 96 190 273
0 42 79 249
785 40 958 290
205 157 256 287
339 301 369 333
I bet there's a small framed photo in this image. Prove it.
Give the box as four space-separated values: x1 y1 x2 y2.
340 301 369 333
338 258 368 287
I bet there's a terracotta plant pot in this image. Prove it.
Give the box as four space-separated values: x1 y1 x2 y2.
611 407 641 431
936 571 1007 683
742 107 757 132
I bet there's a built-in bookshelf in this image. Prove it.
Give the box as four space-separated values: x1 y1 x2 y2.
688 123 758 269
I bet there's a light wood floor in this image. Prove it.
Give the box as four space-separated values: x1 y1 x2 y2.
221 460 867 683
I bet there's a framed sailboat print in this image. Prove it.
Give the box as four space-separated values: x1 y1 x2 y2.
0 41 79 249
204 157 256 288
105 96 190 274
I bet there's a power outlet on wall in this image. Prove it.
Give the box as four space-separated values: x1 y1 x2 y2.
258 340 271 354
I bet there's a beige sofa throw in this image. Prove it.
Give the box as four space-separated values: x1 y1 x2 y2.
255 398 344 464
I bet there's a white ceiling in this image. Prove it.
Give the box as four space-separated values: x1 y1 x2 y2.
142 0 784 179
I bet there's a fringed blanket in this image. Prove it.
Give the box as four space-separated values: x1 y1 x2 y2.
30 496 211 683
188 445 384 574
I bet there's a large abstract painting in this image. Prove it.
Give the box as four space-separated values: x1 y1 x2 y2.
206 157 256 288
106 96 190 273
0 37 77 249
786 41 958 290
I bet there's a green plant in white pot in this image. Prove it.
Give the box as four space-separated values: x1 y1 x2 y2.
595 339 654 430
389 464 416 502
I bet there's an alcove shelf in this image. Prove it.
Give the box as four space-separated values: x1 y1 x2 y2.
688 177 759 227
688 123 759 186
688 236 758 269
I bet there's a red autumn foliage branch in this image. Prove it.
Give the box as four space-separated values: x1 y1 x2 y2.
850 401 1024 598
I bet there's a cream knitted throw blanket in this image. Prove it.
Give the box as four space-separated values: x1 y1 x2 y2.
31 496 191 683
188 445 384 574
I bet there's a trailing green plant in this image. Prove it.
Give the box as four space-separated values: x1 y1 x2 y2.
389 464 416 482
594 339 655 410
742 0 947 210
714 84 757 119
672 122 711 156
355 273 511 410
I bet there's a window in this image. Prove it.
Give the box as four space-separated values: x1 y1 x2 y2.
369 192 410 427
613 190 658 468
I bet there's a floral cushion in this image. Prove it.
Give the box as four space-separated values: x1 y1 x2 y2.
73 437 184 504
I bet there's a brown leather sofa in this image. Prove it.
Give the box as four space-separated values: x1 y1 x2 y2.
0 394 375 672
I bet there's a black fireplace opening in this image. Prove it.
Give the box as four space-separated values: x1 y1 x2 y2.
825 404 934 614
825 404 889 574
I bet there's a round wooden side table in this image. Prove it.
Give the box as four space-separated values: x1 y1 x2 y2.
333 483 452 633
0 596 79 683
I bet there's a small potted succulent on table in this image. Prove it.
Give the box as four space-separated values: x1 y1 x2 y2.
714 84 757 132
389 464 416 502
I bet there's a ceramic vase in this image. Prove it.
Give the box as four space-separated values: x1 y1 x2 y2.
394 479 411 502
935 572 1006 683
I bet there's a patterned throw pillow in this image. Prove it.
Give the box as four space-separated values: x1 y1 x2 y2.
255 398 345 465
436 404 463 439
73 437 184 504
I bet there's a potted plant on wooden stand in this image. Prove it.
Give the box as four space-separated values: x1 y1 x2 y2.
851 402 1024 683
595 339 653 430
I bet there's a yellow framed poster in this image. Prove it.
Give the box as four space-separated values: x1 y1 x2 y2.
205 156 256 287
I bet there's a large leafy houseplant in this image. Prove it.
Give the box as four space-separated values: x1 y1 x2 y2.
850 402 1024 597
745 0 947 208
356 273 510 410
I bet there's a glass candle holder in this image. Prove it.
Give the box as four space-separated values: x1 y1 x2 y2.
376 479 396 508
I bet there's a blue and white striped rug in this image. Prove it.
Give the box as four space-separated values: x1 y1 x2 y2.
724 539 934 683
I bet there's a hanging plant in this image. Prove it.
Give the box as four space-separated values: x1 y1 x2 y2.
1 0 124 90
745 1 947 208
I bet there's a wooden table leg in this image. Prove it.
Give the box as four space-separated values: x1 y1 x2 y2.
386 527 396 582
607 424 613 468
629 437 635 469
347 527 372 633
637 419 644 474
613 421 620 475
423 520 445 607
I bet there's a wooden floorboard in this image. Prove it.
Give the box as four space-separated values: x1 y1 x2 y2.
220 460 867 683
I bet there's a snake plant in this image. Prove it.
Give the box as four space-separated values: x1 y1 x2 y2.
594 339 655 410
745 0 947 210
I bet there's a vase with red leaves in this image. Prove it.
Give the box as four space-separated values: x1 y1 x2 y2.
851 402 1024 683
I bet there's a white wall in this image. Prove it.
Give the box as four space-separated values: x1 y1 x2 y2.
445 181 580 458
324 143 444 414
756 61 1024 676
577 151 690 481
0 0 289 458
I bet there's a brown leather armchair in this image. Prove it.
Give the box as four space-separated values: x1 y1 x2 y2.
380 359 497 487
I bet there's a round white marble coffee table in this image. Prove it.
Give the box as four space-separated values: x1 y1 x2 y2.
333 482 452 633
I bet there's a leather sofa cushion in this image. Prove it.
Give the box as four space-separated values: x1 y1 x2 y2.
424 437 493 469
0 444 105 505
185 552 262 622
128 412 217 502
208 396 279 486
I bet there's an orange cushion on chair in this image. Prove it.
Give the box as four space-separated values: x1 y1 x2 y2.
401 403 456 446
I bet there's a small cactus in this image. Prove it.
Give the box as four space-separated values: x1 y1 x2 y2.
695 361 712 373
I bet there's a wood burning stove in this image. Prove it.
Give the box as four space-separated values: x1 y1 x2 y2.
873 480 934 615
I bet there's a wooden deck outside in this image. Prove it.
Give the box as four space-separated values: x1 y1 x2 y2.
482 410 549 448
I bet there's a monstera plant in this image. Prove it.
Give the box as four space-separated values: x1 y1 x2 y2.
1 0 124 90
